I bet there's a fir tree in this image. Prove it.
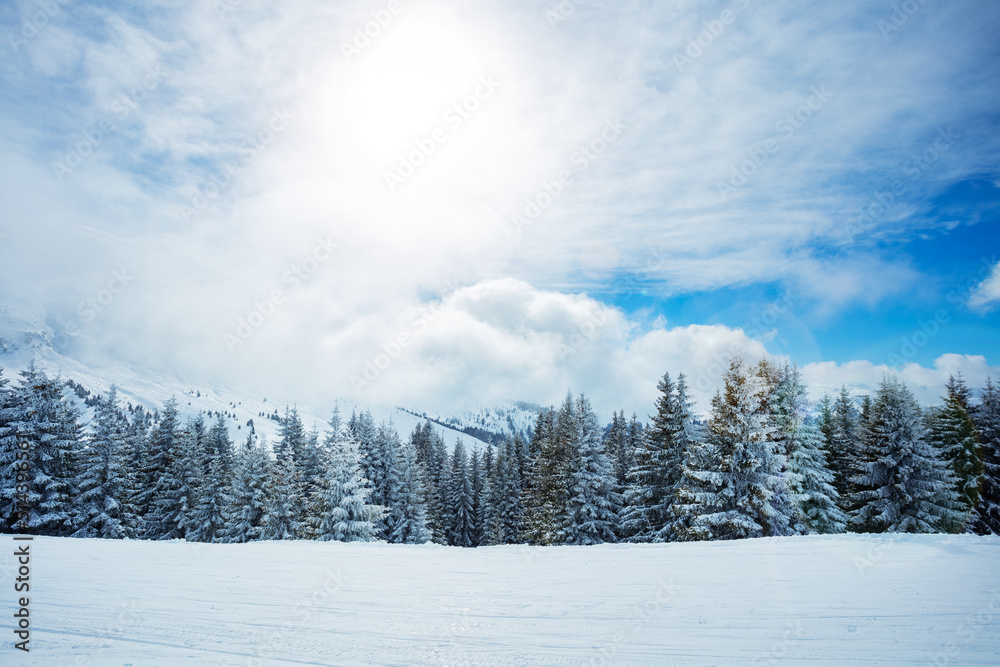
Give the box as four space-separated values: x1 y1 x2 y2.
850 376 964 533
139 399 181 539
521 397 574 545
311 424 381 543
415 424 448 545
971 378 1000 535
604 410 633 494
564 394 620 545
187 415 233 543
925 374 983 524
223 435 270 543
262 451 298 541
74 388 131 539
621 373 692 542
469 450 485 546
447 441 476 547
4 366 83 536
773 367 846 534
829 386 861 507
388 438 431 544
674 358 793 541
372 422 404 540
275 407 307 536
122 407 151 537
486 438 524 544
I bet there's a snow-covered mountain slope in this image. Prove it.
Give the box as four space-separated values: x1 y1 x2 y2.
403 402 544 446
0 301 492 452
11 533 1000 665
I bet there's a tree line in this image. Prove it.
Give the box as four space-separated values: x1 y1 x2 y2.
1 357 998 544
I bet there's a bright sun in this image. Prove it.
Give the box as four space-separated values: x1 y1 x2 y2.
342 18 489 160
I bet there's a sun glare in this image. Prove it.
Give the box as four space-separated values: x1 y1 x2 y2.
343 18 489 160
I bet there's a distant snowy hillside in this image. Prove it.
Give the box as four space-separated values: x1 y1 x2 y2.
402 402 543 446
0 302 491 452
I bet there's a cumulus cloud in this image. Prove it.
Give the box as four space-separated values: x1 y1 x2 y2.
802 353 1000 408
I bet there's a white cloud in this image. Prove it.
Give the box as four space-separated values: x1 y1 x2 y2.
1 1 998 419
967 261 1000 312
802 353 1000 408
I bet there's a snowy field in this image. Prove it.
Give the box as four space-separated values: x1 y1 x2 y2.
7 534 1000 666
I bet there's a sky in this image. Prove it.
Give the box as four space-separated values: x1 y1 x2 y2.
0 0 998 420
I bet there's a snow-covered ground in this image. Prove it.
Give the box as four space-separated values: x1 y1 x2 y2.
7 534 999 665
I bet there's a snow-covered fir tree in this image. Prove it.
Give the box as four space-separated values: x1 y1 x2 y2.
827 386 861 509
447 441 476 547
486 437 524 544
138 399 180 539
310 418 381 543
410 421 449 544
850 376 964 533
774 367 846 534
274 407 307 536
74 388 131 539
621 373 693 542
187 414 233 543
925 374 983 524
564 394 620 545
1 365 83 535
221 434 271 543
388 437 431 544
349 411 400 539
674 358 793 541
971 377 1000 535
603 410 634 494
521 399 574 545
262 450 298 541
469 449 486 546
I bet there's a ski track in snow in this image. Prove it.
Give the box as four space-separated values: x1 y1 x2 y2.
5 534 1000 666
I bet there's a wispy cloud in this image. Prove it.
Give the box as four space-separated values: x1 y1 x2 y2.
968 261 1000 313
1 0 998 415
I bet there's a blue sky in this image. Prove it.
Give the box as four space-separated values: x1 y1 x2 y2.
0 0 998 417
